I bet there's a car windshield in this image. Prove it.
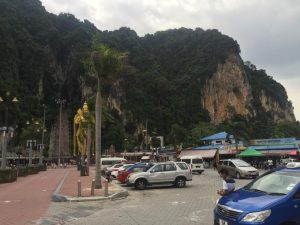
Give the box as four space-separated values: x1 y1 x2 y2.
244 171 300 195
234 160 251 167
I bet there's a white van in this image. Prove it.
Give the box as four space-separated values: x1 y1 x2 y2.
180 155 204 174
101 157 127 170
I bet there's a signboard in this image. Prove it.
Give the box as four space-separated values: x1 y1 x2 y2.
250 138 296 145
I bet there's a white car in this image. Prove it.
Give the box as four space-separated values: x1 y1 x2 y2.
111 164 134 178
106 163 124 172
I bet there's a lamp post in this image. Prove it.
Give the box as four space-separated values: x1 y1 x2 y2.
26 119 41 166
39 104 46 165
55 98 66 166
143 120 148 151
0 92 18 169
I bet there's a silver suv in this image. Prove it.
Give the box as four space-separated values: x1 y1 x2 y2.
126 162 193 190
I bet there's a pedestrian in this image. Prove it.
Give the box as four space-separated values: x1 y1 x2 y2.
213 159 218 170
217 169 235 196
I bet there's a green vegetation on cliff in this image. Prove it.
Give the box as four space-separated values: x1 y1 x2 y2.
0 0 299 152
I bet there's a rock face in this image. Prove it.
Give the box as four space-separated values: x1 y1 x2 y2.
201 54 255 123
260 91 295 122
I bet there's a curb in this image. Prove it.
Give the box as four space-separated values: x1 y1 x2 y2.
52 175 129 202
52 171 69 202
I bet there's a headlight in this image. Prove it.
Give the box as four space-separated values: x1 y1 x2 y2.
242 210 271 222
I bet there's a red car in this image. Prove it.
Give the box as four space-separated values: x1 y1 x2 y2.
117 163 153 184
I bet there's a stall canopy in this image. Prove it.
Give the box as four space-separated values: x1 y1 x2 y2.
237 148 263 157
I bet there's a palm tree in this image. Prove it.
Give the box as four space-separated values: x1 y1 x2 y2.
89 36 124 188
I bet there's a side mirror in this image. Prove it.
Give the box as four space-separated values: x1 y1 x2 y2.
150 170 154 173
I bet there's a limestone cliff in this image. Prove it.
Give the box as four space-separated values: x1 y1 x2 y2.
259 90 295 122
201 54 255 123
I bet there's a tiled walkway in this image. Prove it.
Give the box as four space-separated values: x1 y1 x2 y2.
0 168 67 225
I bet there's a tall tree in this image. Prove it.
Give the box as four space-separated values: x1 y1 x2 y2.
88 35 124 188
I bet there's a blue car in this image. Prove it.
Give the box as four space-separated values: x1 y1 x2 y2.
214 162 300 225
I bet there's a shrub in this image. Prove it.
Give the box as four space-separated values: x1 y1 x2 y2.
17 167 29 177
0 169 17 183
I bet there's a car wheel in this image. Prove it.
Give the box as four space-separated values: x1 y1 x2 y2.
236 172 241 179
135 179 146 190
175 177 186 188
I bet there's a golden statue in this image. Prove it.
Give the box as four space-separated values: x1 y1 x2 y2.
73 101 95 157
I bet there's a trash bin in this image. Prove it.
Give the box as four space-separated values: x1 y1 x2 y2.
80 165 87 176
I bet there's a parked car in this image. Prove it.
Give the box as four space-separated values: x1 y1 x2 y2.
218 159 259 179
101 157 127 171
111 164 134 178
126 161 193 190
214 162 300 225
281 158 299 165
106 163 124 172
180 155 205 174
117 163 153 184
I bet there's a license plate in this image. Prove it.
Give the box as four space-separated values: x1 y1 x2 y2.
219 219 228 225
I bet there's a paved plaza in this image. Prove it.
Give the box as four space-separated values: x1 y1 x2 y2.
39 169 251 225
0 168 68 225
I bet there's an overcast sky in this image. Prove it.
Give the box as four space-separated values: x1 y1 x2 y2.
41 0 300 120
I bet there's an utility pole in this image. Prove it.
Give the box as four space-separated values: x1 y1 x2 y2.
27 140 36 166
39 105 46 165
56 99 66 166
145 120 148 151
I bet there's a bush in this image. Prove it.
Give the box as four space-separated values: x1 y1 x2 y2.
37 164 47 171
17 167 29 177
27 165 39 174
0 169 18 183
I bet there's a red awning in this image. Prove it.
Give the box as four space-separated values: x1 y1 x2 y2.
288 151 299 156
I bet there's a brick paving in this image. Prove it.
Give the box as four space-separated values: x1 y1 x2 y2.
0 168 68 225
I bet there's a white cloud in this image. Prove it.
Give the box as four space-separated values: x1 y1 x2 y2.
41 0 300 119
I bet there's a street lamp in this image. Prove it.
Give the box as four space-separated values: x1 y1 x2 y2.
0 92 18 169
25 119 43 166
55 98 66 166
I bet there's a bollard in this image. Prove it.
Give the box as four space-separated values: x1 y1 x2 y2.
104 179 109 197
91 179 95 196
78 180 81 197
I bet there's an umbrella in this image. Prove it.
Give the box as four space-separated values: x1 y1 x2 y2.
237 148 263 157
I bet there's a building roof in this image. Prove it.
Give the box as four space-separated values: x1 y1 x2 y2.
249 144 298 151
192 145 223 150
201 131 234 141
